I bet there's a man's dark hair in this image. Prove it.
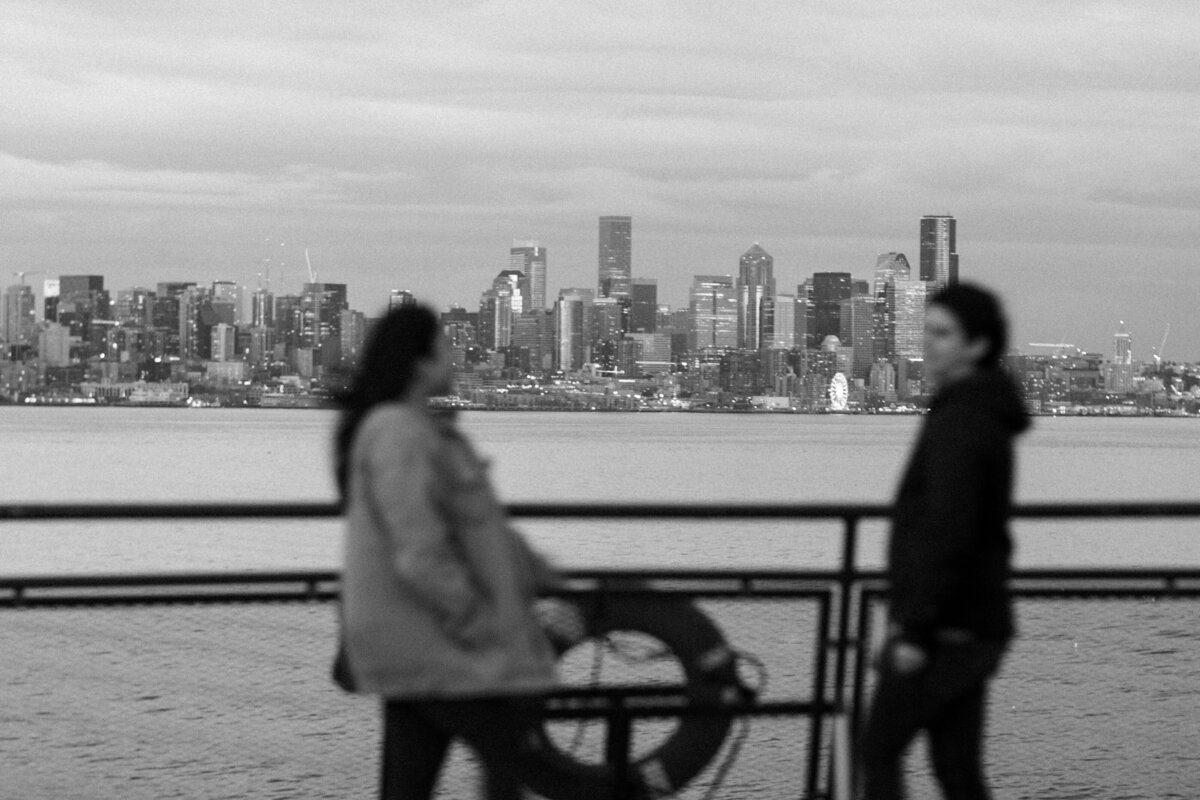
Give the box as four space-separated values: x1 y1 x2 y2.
334 304 440 500
928 283 1008 368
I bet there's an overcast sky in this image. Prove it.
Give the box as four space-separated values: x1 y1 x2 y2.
3 1 1198 358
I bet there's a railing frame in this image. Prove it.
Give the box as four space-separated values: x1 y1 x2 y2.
4 500 1200 800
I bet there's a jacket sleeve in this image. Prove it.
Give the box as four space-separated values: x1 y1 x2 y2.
897 404 992 645
363 416 486 639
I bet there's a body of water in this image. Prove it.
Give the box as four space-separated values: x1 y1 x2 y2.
1 408 1198 798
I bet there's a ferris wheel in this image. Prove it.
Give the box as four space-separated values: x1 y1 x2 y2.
828 373 849 411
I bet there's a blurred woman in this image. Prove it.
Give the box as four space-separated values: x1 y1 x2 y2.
859 283 1030 800
334 304 558 800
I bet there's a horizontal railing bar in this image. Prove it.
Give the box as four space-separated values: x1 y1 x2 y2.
5 500 1200 521
4 567 1200 591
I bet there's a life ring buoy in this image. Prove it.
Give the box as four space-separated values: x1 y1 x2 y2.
524 591 748 800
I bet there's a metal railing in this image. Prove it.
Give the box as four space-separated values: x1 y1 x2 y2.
3 501 1200 799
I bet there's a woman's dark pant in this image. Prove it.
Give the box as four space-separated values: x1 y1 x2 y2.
858 640 1006 800
381 697 537 800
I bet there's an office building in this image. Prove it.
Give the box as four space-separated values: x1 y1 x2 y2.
839 295 877 380
893 273 927 361
630 278 658 333
688 275 738 351
920 214 958 288
510 242 547 310
2 285 37 346
1114 322 1133 365
737 244 775 350
555 289 593 371
598 216 632 299
388 290 416 310
811 272 852 345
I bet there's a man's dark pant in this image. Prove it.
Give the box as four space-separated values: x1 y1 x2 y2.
381 697 537 800
858 640 1006 800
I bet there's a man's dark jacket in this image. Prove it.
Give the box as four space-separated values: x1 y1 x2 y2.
888 368 1030 648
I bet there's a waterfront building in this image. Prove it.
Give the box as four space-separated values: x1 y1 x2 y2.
919 214 958 289
598 216 632 299
688 275 738 352
630 279 658 333
555 288 593 372
811 272 852 345
510 242 547 310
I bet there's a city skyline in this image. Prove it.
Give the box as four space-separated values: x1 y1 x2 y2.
2 4 1198 358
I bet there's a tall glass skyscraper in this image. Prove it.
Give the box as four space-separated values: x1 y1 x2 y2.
919 214 958 289
737 243 775 350
598 216 632 299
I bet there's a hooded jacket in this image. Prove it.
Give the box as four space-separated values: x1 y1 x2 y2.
341 403 557 698
888 368 1031 648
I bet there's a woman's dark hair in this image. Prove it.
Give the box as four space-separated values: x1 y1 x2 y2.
334 304 440 500
928 282 1008 368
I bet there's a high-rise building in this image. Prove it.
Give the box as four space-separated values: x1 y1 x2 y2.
839 295 877 380
811 272 852 345
1114 322 1133 365
688 275 738 352
598 216 632 299
737 244 775 350
893 273 927 361
555 288 593 371
211 281 240 326
763 294 797 350
873 253 911 362
299 282 349 351
510 242 547 310
630 278 658 333
2 285 37 346
920 214 958 288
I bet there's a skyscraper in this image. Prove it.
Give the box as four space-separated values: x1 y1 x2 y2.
630 278 658 333
598 216 632 299
811 272 852 345
893 273 927 361
555 288 593 371
920 214 958 288
688 275 738 351
737 244 775 350
510 241 547 310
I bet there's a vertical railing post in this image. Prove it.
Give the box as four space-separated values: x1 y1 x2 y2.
807 591 832 799
606 706 633 800
827 514 859 798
